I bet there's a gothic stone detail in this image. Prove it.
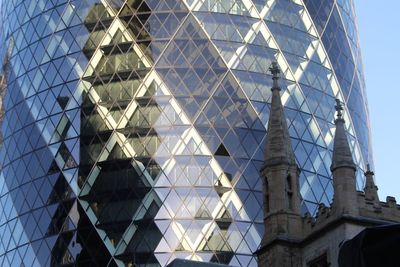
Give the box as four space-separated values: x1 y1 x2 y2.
256 68 400 267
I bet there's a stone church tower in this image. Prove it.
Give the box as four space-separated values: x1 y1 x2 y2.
256 63 400 267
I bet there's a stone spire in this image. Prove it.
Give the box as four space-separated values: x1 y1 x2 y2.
364 164 380 204
263 62 296 169
331 99 356 172
330 99 358 214
257 63 302 267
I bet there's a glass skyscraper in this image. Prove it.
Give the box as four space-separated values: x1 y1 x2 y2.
0 0 372 266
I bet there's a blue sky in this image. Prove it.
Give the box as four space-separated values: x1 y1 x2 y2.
355 0 400 201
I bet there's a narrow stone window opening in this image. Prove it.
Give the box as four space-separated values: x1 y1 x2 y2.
286 174 293 210
286 174 292 191
265 180 270 213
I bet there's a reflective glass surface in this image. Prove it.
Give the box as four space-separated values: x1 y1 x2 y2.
0 0 371 266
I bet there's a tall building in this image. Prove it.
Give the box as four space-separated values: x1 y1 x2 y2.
0 0 371 266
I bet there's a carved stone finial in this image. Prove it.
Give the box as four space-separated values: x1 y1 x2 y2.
269 61 280 76
365 163 374 175
269 61 281 91
335 98 343 120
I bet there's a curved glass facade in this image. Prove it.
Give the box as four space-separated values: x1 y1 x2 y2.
0 0 372 266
